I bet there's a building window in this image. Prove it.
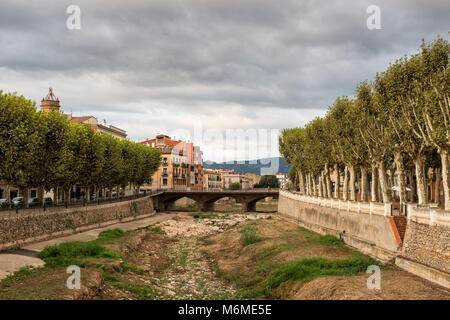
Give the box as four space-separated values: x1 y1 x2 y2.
163 178 168 185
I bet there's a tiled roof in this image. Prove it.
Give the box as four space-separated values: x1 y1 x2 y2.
69 116 95 124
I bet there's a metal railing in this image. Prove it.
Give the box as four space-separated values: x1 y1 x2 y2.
0 191 152 219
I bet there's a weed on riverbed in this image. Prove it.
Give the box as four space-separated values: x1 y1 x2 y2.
310 235 343 246
191 213 228 219
37 241 122 268
240 226 261 245
97 228 126 241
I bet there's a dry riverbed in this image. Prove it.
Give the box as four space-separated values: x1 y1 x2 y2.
0 206 448 300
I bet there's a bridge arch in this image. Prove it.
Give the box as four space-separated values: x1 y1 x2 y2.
151 190 279 212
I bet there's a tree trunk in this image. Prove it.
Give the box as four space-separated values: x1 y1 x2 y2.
343 166 349 201
389 167 395 188
23 187 29 208
298 169 305 194
408 170 415 202
413 154 427 205
361 167 369 202
370 164 378 202
312 174 316 196
318 174 323 197
5 184 10 203
325 164 331 198
439 150 450 211
393 151 407 206
334 164 340 199
349 165 356 201
378 161 391 203
38 186 45 205
434 167 441 204
308 173 312 196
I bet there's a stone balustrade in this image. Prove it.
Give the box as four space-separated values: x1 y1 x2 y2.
281 190 450 228
280 190 389 216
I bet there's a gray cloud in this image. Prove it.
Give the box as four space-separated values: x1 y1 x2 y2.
0 0 448 160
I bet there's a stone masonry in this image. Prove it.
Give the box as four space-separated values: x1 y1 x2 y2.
0 196 153 247
402 221 450 273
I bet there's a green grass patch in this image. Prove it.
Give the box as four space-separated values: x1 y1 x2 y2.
310 235 343 246
240 226 261 246
37 241 122 268
97 228 126 241
0 266 37 289
191 213 227 219
122 262 144 275
112 281 165 300
266 256 379 290
150 226 165 234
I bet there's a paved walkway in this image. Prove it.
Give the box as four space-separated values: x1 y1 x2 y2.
0 213 174 280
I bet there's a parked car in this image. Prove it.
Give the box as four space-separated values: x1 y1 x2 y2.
11 197 24 206
90 193 95 200
44 197 53 205
0 199 9 208
28 197 41 207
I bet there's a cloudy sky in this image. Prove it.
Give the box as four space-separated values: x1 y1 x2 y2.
0 0 448 162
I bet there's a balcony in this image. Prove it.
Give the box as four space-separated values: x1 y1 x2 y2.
162 172 168 177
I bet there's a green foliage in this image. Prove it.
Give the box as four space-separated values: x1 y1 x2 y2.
0 89 162 204
240 226 261 245
229 182 240 190
310 235 343 246
37 241 122 268
122 262 144 275
97 228 126 241
150 226 165 234
255 175 279 188
191 213 227 219
279 36 450 208
266 256 379 290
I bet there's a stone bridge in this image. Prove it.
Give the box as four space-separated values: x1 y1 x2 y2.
150 189 279 212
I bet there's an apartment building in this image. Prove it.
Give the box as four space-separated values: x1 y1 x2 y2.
276 173 289 189
140 134 203 191
203 169 222 191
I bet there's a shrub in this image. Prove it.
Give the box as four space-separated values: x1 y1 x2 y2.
240 226 261 245
38 241 122 268
230 182 240 190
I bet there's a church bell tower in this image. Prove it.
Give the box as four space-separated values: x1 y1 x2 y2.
40 87 60 112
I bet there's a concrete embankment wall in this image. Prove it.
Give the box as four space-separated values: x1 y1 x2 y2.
278 191 400 262
278 191 450 288
0 196 155 251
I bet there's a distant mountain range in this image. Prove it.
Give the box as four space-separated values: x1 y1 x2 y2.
203 157 290 175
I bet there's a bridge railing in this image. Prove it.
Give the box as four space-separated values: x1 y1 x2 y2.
150 187 279 193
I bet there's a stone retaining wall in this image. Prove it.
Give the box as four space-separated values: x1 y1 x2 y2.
0 196 154 250
402 220 450 274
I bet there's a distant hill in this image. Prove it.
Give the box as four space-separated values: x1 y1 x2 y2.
203 157 290 175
